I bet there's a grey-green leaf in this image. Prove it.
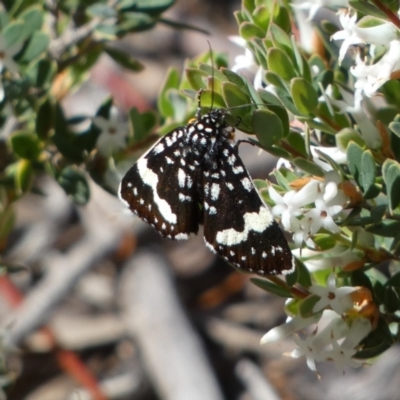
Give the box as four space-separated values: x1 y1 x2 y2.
290 78 318 115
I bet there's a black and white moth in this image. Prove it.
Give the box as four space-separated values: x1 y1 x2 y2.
119 105 295 276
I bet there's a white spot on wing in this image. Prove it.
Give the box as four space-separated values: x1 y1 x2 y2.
178 169 186 188
227 155 236 165
232 165 244 174
137 158 177 224
175 233 189 240
153 143 165 154
215 207 273 246
210 183 220 201
204 238 217 254
241 177 252 191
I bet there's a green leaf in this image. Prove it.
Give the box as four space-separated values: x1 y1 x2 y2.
186 68 208 91
19 6 43 32
196 89 225 110
252 109 283 147
252 139 291 159
199 63 229 84
15 159 33 194
0 11 9 30
384 286 400 313
258 88 282 106
292 157 324 176
269 24 294 64
389 121 400 138
118 0 175 14
0 206 15 240
53 104 84 162
290 78 318 115
3 21 29 47
265 71 289 92
10 131 41 160
222 81 252 129
58 167 90 205
313 233 336 250
267 48 295 81
242 0 256 13
253 5 270 31
298 295 320 318
87 3 117 18
250 278 293 297
355 318 393 359
348 0 387 19
222 68 249 93
239 21 266 39
129 108 158 144
367 220 400 237
347 141 363 185
158 67 180 118
286 131 307 156
104 46 144 71
336 128 365 151
272 2 291 32
386 270 400 287
27 59 56 88
296 258 312 287
20 31 49 62
351 270 373 292
117 12 155 34
36 98 54 139
359 150 378 199
382 159 400 212
370 204 387 223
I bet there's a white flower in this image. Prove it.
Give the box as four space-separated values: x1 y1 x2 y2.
289 179 321 209
323 84 381 148
291 217 315 247
320 317 371 372
292 244 363 271
293 0 348 21
268 186 301 230
261 313 320 344
352 40 400 96
310 273 355 314
331 10 398 65
229 36 265 89
303 198 342 234
93 107 128 157
290 332 323 372
310 145 347 172
229 36 256 73
0 34 22 73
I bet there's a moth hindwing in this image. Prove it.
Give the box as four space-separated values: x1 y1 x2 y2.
119 107 294 275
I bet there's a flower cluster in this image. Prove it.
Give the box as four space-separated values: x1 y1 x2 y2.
268 168 348 248
227 0 400 375
261 274 374 374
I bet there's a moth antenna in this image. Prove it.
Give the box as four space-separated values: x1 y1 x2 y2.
196 89 203 119
207 40 215 113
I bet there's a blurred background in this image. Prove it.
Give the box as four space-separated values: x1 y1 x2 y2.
2 0 400 399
